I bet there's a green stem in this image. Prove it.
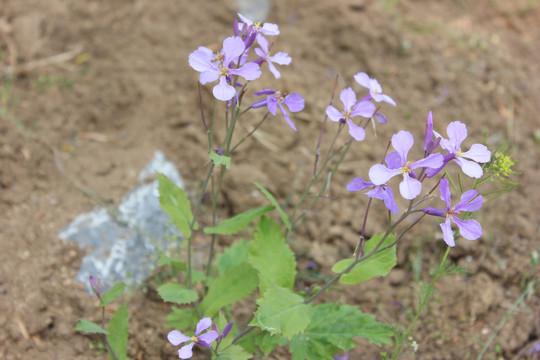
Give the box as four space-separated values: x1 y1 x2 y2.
290 124 345 225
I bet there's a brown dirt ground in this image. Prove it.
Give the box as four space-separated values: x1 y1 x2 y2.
1 0 540 359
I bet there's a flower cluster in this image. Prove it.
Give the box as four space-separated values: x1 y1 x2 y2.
326 72 396 142
349 110 491 247
188 13 306 131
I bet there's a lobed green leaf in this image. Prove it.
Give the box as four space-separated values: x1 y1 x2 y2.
158 174 194 238
201 262 258 316
332 233 397 285
290 303 394 359
249 217 296 293
254 286 312 339
157 283 198 305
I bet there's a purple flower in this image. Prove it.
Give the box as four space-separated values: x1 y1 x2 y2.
423 111 440 154
237 13 279 46
347 156 399 213
423 178 483 247
167 317 219 359
334 353 349 360
188 36 261 101
368 131 444 199
254 36 291 79
252 89 304 131
431 121 491 178
354 72 396 106
325 87 376 141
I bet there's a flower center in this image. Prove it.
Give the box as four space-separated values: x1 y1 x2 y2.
275 90 285 103
401 161 411 173
219 66 229 76
191 336 198 343
456 150 464 157
254 21 262 30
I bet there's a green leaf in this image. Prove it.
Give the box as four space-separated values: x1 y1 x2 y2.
290 304 394 360
107 304 129 360
201 262 258 316
204 205 274 235
158 174 194 238
217 240 249 275
214 345 251 360
210 151 232 169
254 286 312 339
191 270 207 284
158 254 186 272
332 233 397 285
100 282 126 306
254 182 292 231
165 308 198 330
75 319 107 335
157 283 198 305
256 332 287 355
249 217 296 293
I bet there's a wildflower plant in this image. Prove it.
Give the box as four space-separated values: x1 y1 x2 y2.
76 13 515 359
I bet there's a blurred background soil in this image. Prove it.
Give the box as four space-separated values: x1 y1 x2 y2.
1 0 539 359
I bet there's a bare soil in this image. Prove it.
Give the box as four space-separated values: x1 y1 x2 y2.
1 0 540 359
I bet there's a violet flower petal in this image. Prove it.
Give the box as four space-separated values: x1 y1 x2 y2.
452 217 482 240
455 157 483 178
351 100 376 118
440 218 455 247
229 62 261 80
367 186 399 214
278 102 297 131
261 22 280 36
455 190 483 213
423 207 445 217
446 121 468 151
254 88 276 96
385 151 402 169
188 47 214 72
391 131 414 164
199 70 219 85
347 177 373 192
222 36 245 65
178 343 195 359
439 178 452 208
326 105 342 122
267 96 278 115
369 164 401 185
346 119 365 141
353 72 371 88
267 61 281 78
461 144 491 163
340 87 357 113
198 330 219 345
410 153 444 170
168 330 190 346
270 52 292 65
399 173 422 200
195 318 212 335
284 93 305 113
213 76 236 101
